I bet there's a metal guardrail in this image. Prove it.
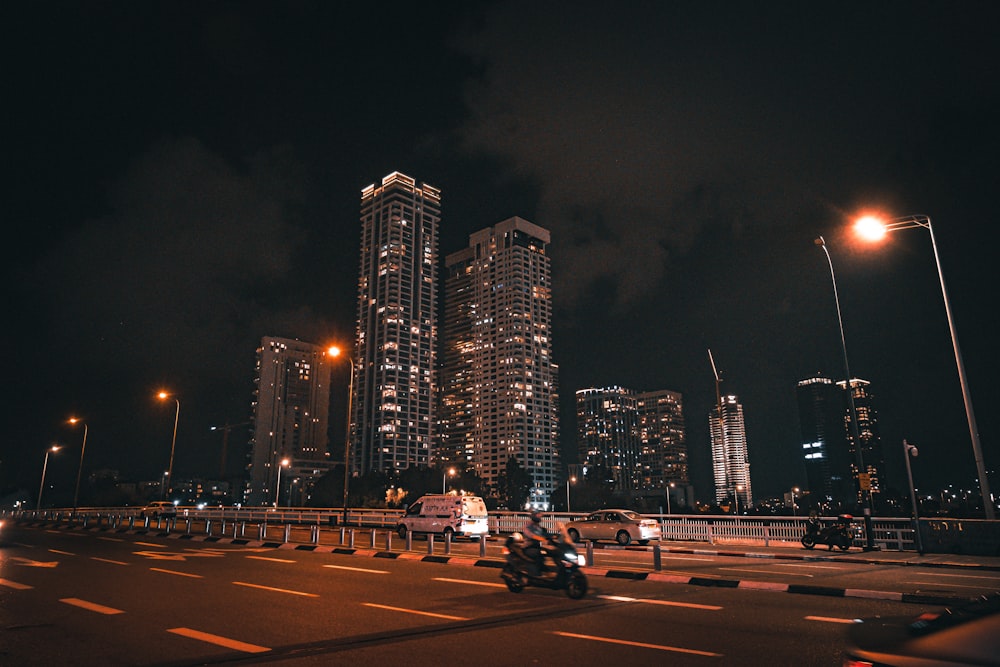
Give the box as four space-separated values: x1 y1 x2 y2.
4 506 924 552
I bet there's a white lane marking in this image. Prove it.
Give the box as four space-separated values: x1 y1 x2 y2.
168 627 270 654
778 564 842 570
598 594 721 610
324 564 390 574
552 631 722 657
0 578 33 590
135 541 167 548
433 577 506 588
49 549 75 556
92 557 129 565
151 568 203 578
232 581 318 597
10 557 59 568
60 598 124 615
363 602 468 620
98 536 125 543
248 556 297 563
806 616 862 624
909 572 1000 580
721 568 813 577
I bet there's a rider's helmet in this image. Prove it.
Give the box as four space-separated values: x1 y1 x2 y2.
530 509 542 523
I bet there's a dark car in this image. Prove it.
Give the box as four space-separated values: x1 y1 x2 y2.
842 594 1000 666
564 509 661 546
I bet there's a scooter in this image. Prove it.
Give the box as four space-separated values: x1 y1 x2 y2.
801 514 855 551
501 532 588 599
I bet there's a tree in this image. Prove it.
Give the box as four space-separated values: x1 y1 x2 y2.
497 456 533 509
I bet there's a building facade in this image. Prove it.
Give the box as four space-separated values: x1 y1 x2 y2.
351 172 440 476
838 378 886 509
709 394 752 509
797 376 854 509
246 337 332 506
440 217 559 508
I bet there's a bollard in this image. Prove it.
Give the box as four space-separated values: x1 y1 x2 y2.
234 521 240 539
258 522 266 541
586 540 594 566
83 516 90 528
311 525 319 544
385 531 392 551
186 517 193 535
339 527 346 545
128 516 134 530
427 533 435 554
479 534 487 557
283 524 291 543
205 519 212 536
653 543 662 571
370 529 377 548
406 531 412 551
444 531 452 555
348 529 355 548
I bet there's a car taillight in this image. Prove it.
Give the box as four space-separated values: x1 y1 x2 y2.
842 658 873 667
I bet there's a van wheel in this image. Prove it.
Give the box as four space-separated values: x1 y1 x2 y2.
443 527 454 541
397 525 408 539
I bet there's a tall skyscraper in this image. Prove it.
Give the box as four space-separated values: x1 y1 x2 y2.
797 376 853 509
709 394 752 509
576 386 687 498
352 172 440 476
246 337 332 506
440 217 559 508
838 378 886 508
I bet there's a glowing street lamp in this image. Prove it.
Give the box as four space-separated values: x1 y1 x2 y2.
815 236 878 551
68 417 88 509
855 214 993 520
733 484 744 515
790 487 800 516
327 346 355 526
903 439 925 554
665 481 676 515
443 467 456 494
275 458 290 507
566 476 576 512
37 445 61 510
157 391 180 500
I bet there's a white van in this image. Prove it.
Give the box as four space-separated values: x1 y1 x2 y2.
396 494 489 540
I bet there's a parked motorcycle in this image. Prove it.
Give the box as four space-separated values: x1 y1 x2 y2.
501 531 588 599
801 514 855 551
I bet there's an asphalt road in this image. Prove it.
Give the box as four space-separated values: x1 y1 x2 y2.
3 521 997 666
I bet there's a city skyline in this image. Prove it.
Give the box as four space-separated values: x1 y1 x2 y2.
4 2 997 511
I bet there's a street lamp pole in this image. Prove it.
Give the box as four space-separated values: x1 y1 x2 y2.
68 418 88 510
903 439 925 554
157 392 180 501
275 458 289 507
328 346 355 527
855 215 993 520
37 445 61 511
566 476 576 512
443 467 456 494
665 481 675 515
815 236 878 551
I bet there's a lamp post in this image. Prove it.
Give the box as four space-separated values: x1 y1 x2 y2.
37 445 61 510
327 346 355 527
566 476 576 512
275 458 290 507
665 481 675 515
734 484 743 516
815 236 878 551
68 417 88 509
443 467 456 494
903 439 925 554
790 487 800 516
210 421 250 478
157 391 180 501
855 215 993 520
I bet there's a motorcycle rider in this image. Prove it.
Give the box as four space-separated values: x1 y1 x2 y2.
522 509 553 576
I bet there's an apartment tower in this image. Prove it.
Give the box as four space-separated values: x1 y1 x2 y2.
441 217 559 509
352 172 440 475
709 394 752 509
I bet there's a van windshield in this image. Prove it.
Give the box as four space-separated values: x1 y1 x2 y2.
464 498 487 517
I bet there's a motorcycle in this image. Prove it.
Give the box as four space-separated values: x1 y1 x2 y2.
501 531 588 599
801 514 855 551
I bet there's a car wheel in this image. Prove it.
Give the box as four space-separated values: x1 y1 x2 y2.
397 525 408 539
567 528 580 543
615 530 631 546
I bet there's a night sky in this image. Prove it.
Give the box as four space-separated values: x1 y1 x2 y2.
5 1 998 507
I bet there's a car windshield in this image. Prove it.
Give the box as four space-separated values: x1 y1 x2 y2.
621 511 642 521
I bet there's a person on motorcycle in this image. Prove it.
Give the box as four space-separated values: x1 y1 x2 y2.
522 509 553 576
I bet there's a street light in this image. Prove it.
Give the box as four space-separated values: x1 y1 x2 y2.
68 417 88 509
37 445 61 510
665 481 676 515
443 467 456 494
854 214 993 520
157 391 180 501
903 439 925 554
734 484 743 515
275 458 290 507
327 346 354 526
790 487 800 516
209 421 250 477
566 476 576 512
815 236 878 551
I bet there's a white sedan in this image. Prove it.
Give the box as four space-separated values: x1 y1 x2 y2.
564 509 661 546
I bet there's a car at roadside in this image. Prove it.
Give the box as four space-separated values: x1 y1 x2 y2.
140 501 177 519
564 509 661 546
842 593 1000 666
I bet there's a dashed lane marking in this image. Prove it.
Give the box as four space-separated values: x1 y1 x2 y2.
363 602 469 620
168 627 270 654
552 631 723 657
60 598 124 615
232 581 318 597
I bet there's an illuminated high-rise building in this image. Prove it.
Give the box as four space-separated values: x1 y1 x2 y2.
246 337 332 506
351 172 440 475
838 378 886 508
440 217 559 508
797 376 853 509
576 386 687 498
709 394 752 509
